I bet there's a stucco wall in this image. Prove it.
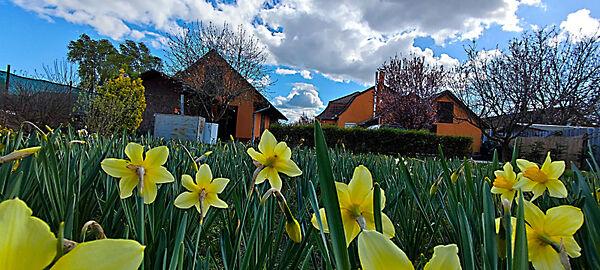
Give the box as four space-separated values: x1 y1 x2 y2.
433 95 482 153
337 89 375 128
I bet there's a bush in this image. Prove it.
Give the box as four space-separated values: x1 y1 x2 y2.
270 124 473 157
85 69 146 134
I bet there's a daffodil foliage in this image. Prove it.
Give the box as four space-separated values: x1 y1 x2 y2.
0 198 143 270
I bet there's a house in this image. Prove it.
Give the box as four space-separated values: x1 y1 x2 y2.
316 73 483 153
139 50 286 141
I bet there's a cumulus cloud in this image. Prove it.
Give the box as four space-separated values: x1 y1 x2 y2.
273 83 324 122
560 9 600 42
12 0 541 83
275 67 312 79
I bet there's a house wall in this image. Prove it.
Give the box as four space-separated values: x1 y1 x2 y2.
433 95 482 153
336 89 375 127
141 77 181 133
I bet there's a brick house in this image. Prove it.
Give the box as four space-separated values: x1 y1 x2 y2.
140 50 286 141
316 72 483 153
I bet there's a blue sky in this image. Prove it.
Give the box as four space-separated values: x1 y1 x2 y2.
1 0 598 121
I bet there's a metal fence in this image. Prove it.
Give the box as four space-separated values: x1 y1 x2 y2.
519 125 600 164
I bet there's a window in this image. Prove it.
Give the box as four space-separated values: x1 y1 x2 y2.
344 122 357 128
437 102 454 123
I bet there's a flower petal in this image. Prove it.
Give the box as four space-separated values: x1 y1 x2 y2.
514 177 536 191
552 235 581 258
101 158 134 178
144 146 169 168
50 239 144 270
503 162 516 181
268 169 283 191
119 175 138 199
530 244 562 270
360 188 387 213
546 161 565 180
258 130 277 155
196 200 210 218
196 164 213 187
146 166 174 184
142 181 158 204
273 159 302 177
546 180 568 198
206 193 228 208
274 142 292 160
523 200 545 231
311 208 329 233
208 178 229 194
545 205 583 237
255 167 269 184
181 174 198 192
530 183 546 201
335 182 352 208
174 192 198 209
516 159 538 173
125 143 144 164
358 230 414 270
0 199 57 270
381 213 396 238
424 244 462 270
247 148 266 164
341 209 361 245
348 165 373 206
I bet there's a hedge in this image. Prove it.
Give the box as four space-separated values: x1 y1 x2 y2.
269 124 473 157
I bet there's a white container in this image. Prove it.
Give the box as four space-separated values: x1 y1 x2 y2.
153 114 205 141
202 122 219 145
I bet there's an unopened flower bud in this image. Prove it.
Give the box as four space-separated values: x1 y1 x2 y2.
285 218 302 243
0 146 41 164
450 171 459 184
429 183 438 196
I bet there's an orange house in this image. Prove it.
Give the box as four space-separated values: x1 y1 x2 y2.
140 50 286 141
316 78 482 153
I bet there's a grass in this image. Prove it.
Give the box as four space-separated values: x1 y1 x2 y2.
1 125 599 269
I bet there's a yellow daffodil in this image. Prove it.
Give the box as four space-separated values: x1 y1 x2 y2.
101 143 174 204
247 129 302 190
311 165 395 245
523 201 583 270
491 162 518 203
515 153 566 201
0 146 41 164
357 230 462 270
174 164 229 219
0 198 143 270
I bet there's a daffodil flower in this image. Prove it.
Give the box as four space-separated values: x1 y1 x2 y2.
101 142 174 204
514 152 567 201
285 217 302 243
358 230 462 270
174 164 229 219
523 200 583 270
247 130 302 190
491 162 518 203
311 165 395 245
0 198 144 270
0 146 41 164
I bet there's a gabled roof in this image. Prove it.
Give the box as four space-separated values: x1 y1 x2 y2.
432 90 482 127
316 87 374 120
140 69 195 95
0 70 81 94
174 49 287 121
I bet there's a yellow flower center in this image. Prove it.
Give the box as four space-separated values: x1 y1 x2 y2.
493 176 514 190
523 167 549 183
264 155 277 167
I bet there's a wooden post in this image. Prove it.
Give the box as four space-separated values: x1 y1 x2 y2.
4 64 10 93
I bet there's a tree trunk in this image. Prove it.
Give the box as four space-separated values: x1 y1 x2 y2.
500 139 512 162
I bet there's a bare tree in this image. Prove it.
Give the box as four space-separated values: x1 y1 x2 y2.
459 28 600 159
35 59 80 86
165 21 270 91
378 54 451 129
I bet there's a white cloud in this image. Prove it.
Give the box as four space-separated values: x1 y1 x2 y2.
273 82 324 122
11 0 541 83
275 67 312 79
559 9 600 42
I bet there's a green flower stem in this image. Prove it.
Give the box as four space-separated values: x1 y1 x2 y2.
192 222 203 270
137 194 145 269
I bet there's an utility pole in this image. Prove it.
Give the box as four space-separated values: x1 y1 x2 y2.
4 64 10 93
